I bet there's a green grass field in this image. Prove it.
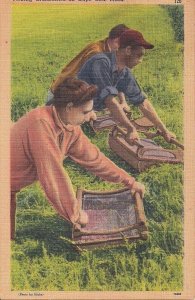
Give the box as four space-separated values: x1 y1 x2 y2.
11 4 183 291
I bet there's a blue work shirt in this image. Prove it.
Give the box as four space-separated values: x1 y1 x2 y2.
78 52 147 111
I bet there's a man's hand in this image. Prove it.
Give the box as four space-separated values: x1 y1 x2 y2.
125 128 140 144
120 101 131 113
139 99 177 144
162 129 176 142
130 181 145 198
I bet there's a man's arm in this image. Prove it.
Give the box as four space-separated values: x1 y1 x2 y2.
79 57 139 142
139 99 176 141
118 92 131 113
105 95 139 142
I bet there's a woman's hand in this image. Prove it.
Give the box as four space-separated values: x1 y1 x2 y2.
77 210 89 226
130 181 145 198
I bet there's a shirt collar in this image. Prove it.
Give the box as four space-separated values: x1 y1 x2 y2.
52 105 74 133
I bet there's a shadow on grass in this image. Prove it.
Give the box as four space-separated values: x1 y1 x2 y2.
15 212 80 261
14 210 147 261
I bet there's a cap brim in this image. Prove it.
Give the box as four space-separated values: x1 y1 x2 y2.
142 42 154 49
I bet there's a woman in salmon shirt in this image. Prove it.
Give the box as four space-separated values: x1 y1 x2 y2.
11 77 145 240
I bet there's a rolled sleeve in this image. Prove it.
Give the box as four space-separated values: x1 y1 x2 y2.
99 86 118 101
120 69 147 105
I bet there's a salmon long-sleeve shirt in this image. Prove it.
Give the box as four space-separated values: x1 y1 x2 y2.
11 106 135 224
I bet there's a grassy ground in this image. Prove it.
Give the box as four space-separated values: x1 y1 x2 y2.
11 4 183 291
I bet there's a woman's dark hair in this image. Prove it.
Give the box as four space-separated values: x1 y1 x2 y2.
108 24 129 39
53 77 97 108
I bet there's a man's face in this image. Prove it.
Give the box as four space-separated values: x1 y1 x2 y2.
126 46 145 69
60 100 96 126
110 37 120 51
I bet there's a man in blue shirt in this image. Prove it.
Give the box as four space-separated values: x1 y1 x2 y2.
78 29 175 143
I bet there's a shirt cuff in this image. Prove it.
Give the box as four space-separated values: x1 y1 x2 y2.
99 86 118 100
131 92 147 106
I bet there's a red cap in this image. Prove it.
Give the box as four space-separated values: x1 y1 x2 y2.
119 29 154 49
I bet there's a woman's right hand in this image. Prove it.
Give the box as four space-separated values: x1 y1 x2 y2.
130 181 145 198
77 210 89 226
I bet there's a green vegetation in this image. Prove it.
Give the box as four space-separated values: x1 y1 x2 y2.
11 4 183 291
163 5 184 42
